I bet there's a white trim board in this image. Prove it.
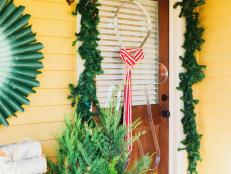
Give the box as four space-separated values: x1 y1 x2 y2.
169 0 187 173
76 14 83 82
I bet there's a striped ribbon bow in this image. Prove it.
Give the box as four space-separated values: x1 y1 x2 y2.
119 48 145 152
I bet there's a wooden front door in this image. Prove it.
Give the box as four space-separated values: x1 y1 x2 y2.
96 0 169 173
130 0 169 173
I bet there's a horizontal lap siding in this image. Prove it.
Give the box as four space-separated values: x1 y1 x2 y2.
0 0 77 158
198 1 231 173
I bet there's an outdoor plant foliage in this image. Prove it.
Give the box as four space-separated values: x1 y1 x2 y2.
68 0 103 122
174 0 206 173
48 101 151 174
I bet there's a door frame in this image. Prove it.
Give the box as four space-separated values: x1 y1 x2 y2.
169 0 187 173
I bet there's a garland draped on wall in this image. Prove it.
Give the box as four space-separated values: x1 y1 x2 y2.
174 0 206 173
69 0 103 122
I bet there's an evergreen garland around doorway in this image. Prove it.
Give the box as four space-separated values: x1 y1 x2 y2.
174 0 206 173
68 0 103 122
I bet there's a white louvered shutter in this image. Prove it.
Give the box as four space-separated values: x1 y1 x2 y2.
96 0 159 107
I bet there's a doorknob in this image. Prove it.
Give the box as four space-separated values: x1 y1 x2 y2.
162 110 170 118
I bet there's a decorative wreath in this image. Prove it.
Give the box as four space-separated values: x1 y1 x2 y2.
0 0 44 126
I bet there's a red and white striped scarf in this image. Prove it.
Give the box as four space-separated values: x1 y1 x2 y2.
119 48 145 152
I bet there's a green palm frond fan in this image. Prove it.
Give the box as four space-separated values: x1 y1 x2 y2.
0 0 44 126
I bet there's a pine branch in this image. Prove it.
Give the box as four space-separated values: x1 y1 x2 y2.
48 99 152 174
68 0 103 122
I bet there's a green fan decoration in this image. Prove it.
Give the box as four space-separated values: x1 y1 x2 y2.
0 0 44 126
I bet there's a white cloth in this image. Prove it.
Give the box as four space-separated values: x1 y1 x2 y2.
0 156 9 164
0 140 47 174
0 140 42 161
0 157 47 174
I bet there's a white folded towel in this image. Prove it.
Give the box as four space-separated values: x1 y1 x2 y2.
0 140 42 161
0 157 47 174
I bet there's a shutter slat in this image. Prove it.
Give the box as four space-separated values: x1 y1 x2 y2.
99 5 157 16
97 74 157 81
99 1 157 15
99 11 158 23
100 39 157 46
99 46 157 54
97 90 157 98
101 63 156 69
100 0 157 8
98 95 157 105
97 85 157 92
102 69 157 75
99 24 157 33
97 79 158 86
101 52 157 59
99 29 157 37
99 34 157 42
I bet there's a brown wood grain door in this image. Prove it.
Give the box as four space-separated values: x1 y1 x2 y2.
129 0 169 173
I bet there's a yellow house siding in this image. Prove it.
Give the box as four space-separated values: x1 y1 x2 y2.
0 0 76 159
198 1 231 173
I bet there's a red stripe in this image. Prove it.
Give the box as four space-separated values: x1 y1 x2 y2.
120 52 134 68
120 50 136 66
119 48 145 153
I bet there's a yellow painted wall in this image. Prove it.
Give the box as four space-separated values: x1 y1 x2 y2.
198 1 231 173
0 0 76 160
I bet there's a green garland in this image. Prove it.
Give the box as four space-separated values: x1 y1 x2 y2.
69 0 103 122
174 1 206 173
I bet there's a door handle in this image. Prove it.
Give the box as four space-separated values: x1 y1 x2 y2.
162 110 170 118
161 94 168 101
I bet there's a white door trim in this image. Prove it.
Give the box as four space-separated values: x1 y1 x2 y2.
169 0 187 173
